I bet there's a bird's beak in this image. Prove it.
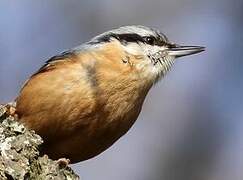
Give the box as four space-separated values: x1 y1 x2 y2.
167 44 205 58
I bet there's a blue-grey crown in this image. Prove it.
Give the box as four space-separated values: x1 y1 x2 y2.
89 25 169 45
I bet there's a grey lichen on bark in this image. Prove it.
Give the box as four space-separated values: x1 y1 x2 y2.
0 104 79 180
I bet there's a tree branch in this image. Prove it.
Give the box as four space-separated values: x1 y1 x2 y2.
0 104 79 180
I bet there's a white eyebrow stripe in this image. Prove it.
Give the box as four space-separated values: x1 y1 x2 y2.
111 26 155 37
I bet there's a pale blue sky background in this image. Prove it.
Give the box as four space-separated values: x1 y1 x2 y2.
0 0 243 179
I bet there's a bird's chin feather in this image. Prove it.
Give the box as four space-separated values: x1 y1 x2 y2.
152 56 175 84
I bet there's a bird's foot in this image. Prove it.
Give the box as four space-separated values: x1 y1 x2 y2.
57 158 70 168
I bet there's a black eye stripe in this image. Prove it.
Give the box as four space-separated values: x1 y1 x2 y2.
92 33 145 44
116 33 145 43
92 32 167 46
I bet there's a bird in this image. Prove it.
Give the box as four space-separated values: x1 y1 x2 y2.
15 25 205 163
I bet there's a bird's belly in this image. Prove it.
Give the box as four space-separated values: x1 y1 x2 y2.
42 112 140 163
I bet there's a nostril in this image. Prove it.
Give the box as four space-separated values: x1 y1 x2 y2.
167 43 178 48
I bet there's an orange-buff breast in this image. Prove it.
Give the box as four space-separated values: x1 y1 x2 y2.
16 42 152 163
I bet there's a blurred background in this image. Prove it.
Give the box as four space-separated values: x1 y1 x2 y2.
0 0 242 179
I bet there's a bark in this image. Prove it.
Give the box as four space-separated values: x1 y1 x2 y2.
0 104 79 180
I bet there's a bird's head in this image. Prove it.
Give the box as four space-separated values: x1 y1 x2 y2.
86 25 205 84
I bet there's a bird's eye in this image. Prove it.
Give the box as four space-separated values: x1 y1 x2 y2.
144 36 156 45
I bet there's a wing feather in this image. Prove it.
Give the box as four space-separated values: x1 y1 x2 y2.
35 50 75 75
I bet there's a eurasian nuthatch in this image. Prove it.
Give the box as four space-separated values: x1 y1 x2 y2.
16 25 205 163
